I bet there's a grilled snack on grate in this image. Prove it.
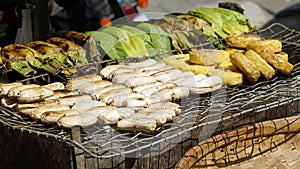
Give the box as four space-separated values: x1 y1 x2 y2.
246 39 282 53
244 50 275 80
230 51 261 83
18 86 54 103
225 35 261 48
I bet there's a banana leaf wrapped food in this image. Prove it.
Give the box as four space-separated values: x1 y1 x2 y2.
47 37 88 66
1 44 58 76
27 41 77 76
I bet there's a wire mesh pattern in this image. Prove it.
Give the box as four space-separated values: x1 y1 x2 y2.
0 23 300 164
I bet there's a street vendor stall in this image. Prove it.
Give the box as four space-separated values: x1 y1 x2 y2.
0 1 300 169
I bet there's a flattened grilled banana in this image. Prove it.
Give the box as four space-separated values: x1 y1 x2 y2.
111 72 136 84
124 76 157 87
57 95 93 106
130 110 167 126
77 80 112 94
148 102 181 115
137 108 176 122
44 89 80 101
117 117 157 133
84 106 121 124
71 100 106 112
122 98 148 110
126 59 156 68
18 87 54 103
0 82 23 96
16 101 60 116
43 82 65 91
117 107 135 119
8 84 41 97
91 84 126 101
133 82 163 93
30 104 70 120
66 73 102 90
57 113 98 128
41 109 80 124
99 88 133 105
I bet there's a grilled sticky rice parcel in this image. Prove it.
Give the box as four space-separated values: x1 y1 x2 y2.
246 39 282 53
91 84 126 100
7 84 41 97
244 50 275 80
65 73 102 90
225 35 261 48
30 104 70 120
0 82 23 96
18 86 54 103
57 113 98 128
230 52 261 82
41 109 80 124
117 117 157 133
260 50 294 75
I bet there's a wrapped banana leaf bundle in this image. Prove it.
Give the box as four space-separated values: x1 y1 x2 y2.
186 7 256 39
27 41 76 76
47 37 88 66
1 44 59 77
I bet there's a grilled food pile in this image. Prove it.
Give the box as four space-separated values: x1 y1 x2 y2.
0 59 222 133
225 35 294 82
0 35 89 77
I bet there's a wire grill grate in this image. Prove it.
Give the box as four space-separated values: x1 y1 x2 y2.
0 23 299 163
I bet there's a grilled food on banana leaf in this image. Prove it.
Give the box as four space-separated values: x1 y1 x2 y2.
47 37 88 66
27 41 76 76
1 44 57 76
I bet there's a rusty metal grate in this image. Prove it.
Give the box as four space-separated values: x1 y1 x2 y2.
0 23 300 168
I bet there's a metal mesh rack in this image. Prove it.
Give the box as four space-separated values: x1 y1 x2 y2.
0 23 300 168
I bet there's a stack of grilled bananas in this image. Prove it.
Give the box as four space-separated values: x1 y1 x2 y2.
0 33 89 77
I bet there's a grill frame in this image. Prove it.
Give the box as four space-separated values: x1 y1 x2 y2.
0 23 300 168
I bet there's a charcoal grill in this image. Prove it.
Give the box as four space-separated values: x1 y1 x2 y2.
0 23 300 169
